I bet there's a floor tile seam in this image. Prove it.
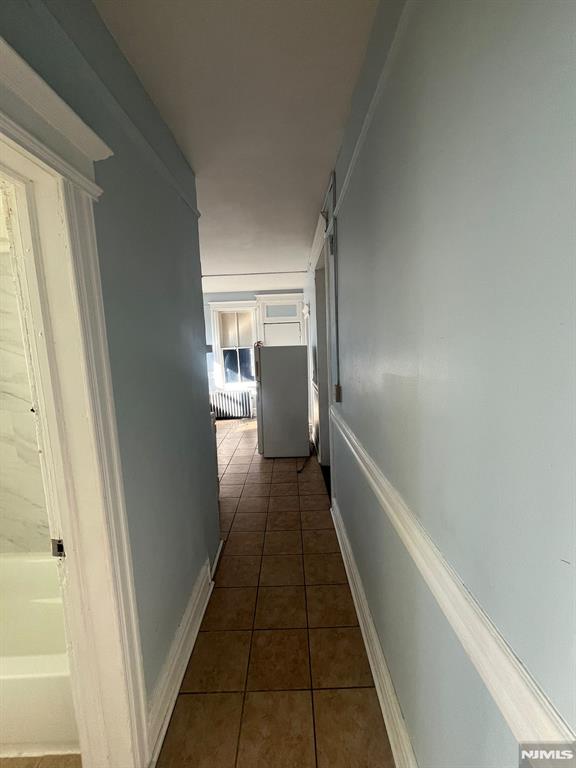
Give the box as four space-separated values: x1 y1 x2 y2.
232 520 262 768
302 558 319 768
178 684 376 696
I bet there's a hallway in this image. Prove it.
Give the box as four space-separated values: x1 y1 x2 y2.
157 419 394 768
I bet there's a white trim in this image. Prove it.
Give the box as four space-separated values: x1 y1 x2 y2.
0 132 147 767
333 1 414 217
0 39 112 162
330 406 575 745
62 180 149 766
255 292 304 303
148 560 213 766
211 540 225 578
208 300 258 310
209 302 258 390
331 500 418 768
0 112 104 199
255 294 305 344
202 272 307 293
308 214 326 271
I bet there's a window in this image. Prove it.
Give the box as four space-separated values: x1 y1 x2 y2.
219 310 255 384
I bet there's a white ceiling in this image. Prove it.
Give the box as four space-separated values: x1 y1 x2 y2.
94 0 377 291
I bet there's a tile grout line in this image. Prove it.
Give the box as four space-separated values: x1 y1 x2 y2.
214 425 349 768
178 685 377 696
301 469 328 768
231 437 260 768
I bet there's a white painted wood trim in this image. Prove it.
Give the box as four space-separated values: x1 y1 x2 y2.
330 406 575 744
331 499 418 768
0 111 104 199
209 303 258 390
202 273 308 294
208 300 258 310
211 540 225 578
0 39 112 162
62 181 149 767
255 294 305 344
148 560 213 766
333 1 414 217
308 214 326 271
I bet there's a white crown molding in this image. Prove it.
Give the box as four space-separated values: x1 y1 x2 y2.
0 111 103 199
148 560 213 767
331 499 418 768
0 38 112 163
330 406 575 745
202 271 308 293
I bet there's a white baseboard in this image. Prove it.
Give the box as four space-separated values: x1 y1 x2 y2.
147 559 213 766
331 499 418 768
211 539 224 578
330 407 575 746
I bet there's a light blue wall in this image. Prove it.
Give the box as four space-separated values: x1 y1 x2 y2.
0 0 220 696
332 0 575 764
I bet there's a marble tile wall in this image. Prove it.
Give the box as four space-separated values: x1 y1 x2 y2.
0 198 50 554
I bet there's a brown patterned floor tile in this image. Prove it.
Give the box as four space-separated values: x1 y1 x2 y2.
304 553 347 584
306 585 358 627
201 587 257 631
302 529 339 554
313 688 394 768
266 510 301 530
254 586 307 629
223 532 264 556
156 693 243 768
263 530 302 555
215 556 261 587
181 631 251 692
247 629 310 690
260 555 304 586
269 482 298 497
300 508 334 529
309 627 373 688
268 496 300 512
236 691 315 768
231 513 268 532
300 495 331 512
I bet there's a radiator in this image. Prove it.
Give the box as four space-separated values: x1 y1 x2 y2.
210 389 252 419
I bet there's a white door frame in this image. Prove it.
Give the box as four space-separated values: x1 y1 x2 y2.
0 42 148 767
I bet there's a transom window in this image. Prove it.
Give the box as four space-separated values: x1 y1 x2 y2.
219 310 255 384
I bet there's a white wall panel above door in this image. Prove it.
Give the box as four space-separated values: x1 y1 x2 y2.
263 322 301 346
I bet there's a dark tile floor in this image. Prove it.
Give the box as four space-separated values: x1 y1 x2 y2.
158 418 395 768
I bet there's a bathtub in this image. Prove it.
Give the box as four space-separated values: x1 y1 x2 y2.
0 554 80 756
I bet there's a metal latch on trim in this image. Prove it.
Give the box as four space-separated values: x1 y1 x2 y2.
51 538 65 558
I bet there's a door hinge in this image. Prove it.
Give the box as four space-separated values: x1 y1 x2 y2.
334 384 342 402
51 538 65 558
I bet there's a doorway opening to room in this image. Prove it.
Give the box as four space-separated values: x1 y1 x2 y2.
311 245 332 493
0 172 80 764
0 112 147 768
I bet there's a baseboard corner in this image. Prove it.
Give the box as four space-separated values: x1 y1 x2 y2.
211 539 224 578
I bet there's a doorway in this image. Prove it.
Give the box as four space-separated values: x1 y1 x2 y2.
0 177 80 759
313 246 331 477
0 121 147 767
